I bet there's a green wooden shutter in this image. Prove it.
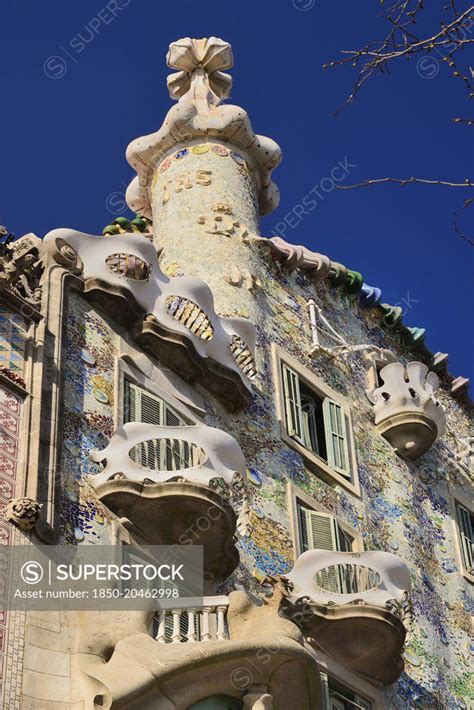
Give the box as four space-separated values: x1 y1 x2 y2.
323 398 351 477
457 503 474 573
281 364 304 443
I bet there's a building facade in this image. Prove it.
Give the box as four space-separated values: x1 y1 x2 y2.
0 36 472 710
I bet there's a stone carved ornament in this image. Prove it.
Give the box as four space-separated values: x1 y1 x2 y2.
126 36 282 219
43 228 257 386
4 497 42 530
0 229 44 306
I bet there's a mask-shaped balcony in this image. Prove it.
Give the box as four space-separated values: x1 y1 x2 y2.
366 361 446 459
89 422 247 582
286 550 412 685
44 229 257 410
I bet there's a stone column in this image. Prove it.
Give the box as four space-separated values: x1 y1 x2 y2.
243 686 273 710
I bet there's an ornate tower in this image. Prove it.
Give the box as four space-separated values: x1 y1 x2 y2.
126 36 281 322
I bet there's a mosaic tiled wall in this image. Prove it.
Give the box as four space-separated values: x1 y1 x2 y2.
59 255 472 709
60 293 118 545
161 241 473 709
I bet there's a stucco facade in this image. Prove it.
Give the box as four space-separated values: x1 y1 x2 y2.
0 36 472 710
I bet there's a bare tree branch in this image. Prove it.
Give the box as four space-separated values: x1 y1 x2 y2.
324 0 473 242
324 1 474 114
336 177 473 189
454 210 474 245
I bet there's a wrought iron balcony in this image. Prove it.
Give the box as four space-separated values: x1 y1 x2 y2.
286 550 412 685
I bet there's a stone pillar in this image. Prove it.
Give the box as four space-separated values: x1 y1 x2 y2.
243 686 273 710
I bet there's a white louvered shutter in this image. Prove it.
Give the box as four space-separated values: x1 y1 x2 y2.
306 510 340 593
306 510 339 551
322 398 351 477
281 364 304 444
124 382 164 468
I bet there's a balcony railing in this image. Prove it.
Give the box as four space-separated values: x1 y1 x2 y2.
288 549 410 609
315 563 381 596
152 596 229 644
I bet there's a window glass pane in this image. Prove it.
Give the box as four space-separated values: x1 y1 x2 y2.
327 675 371 710
0 306 25 374
299 381 325 456
282 364 303 442
297 503 310 552
457 503 474 573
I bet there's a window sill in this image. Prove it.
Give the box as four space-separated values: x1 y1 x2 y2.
0 371 29 398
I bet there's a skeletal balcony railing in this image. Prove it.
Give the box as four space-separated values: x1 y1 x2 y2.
286 550 412 685
89 422 249 582
43 228 257 409
287 549 410 609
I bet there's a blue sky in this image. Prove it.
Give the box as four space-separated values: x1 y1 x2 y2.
1 0 472 381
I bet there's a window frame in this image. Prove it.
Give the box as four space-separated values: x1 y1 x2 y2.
115 356 200 430
312 649 384 710
450 489 474 584
320 670 372 710
0 296 35 507
273 344 360 495
288 484 363 560
115 356 203 474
